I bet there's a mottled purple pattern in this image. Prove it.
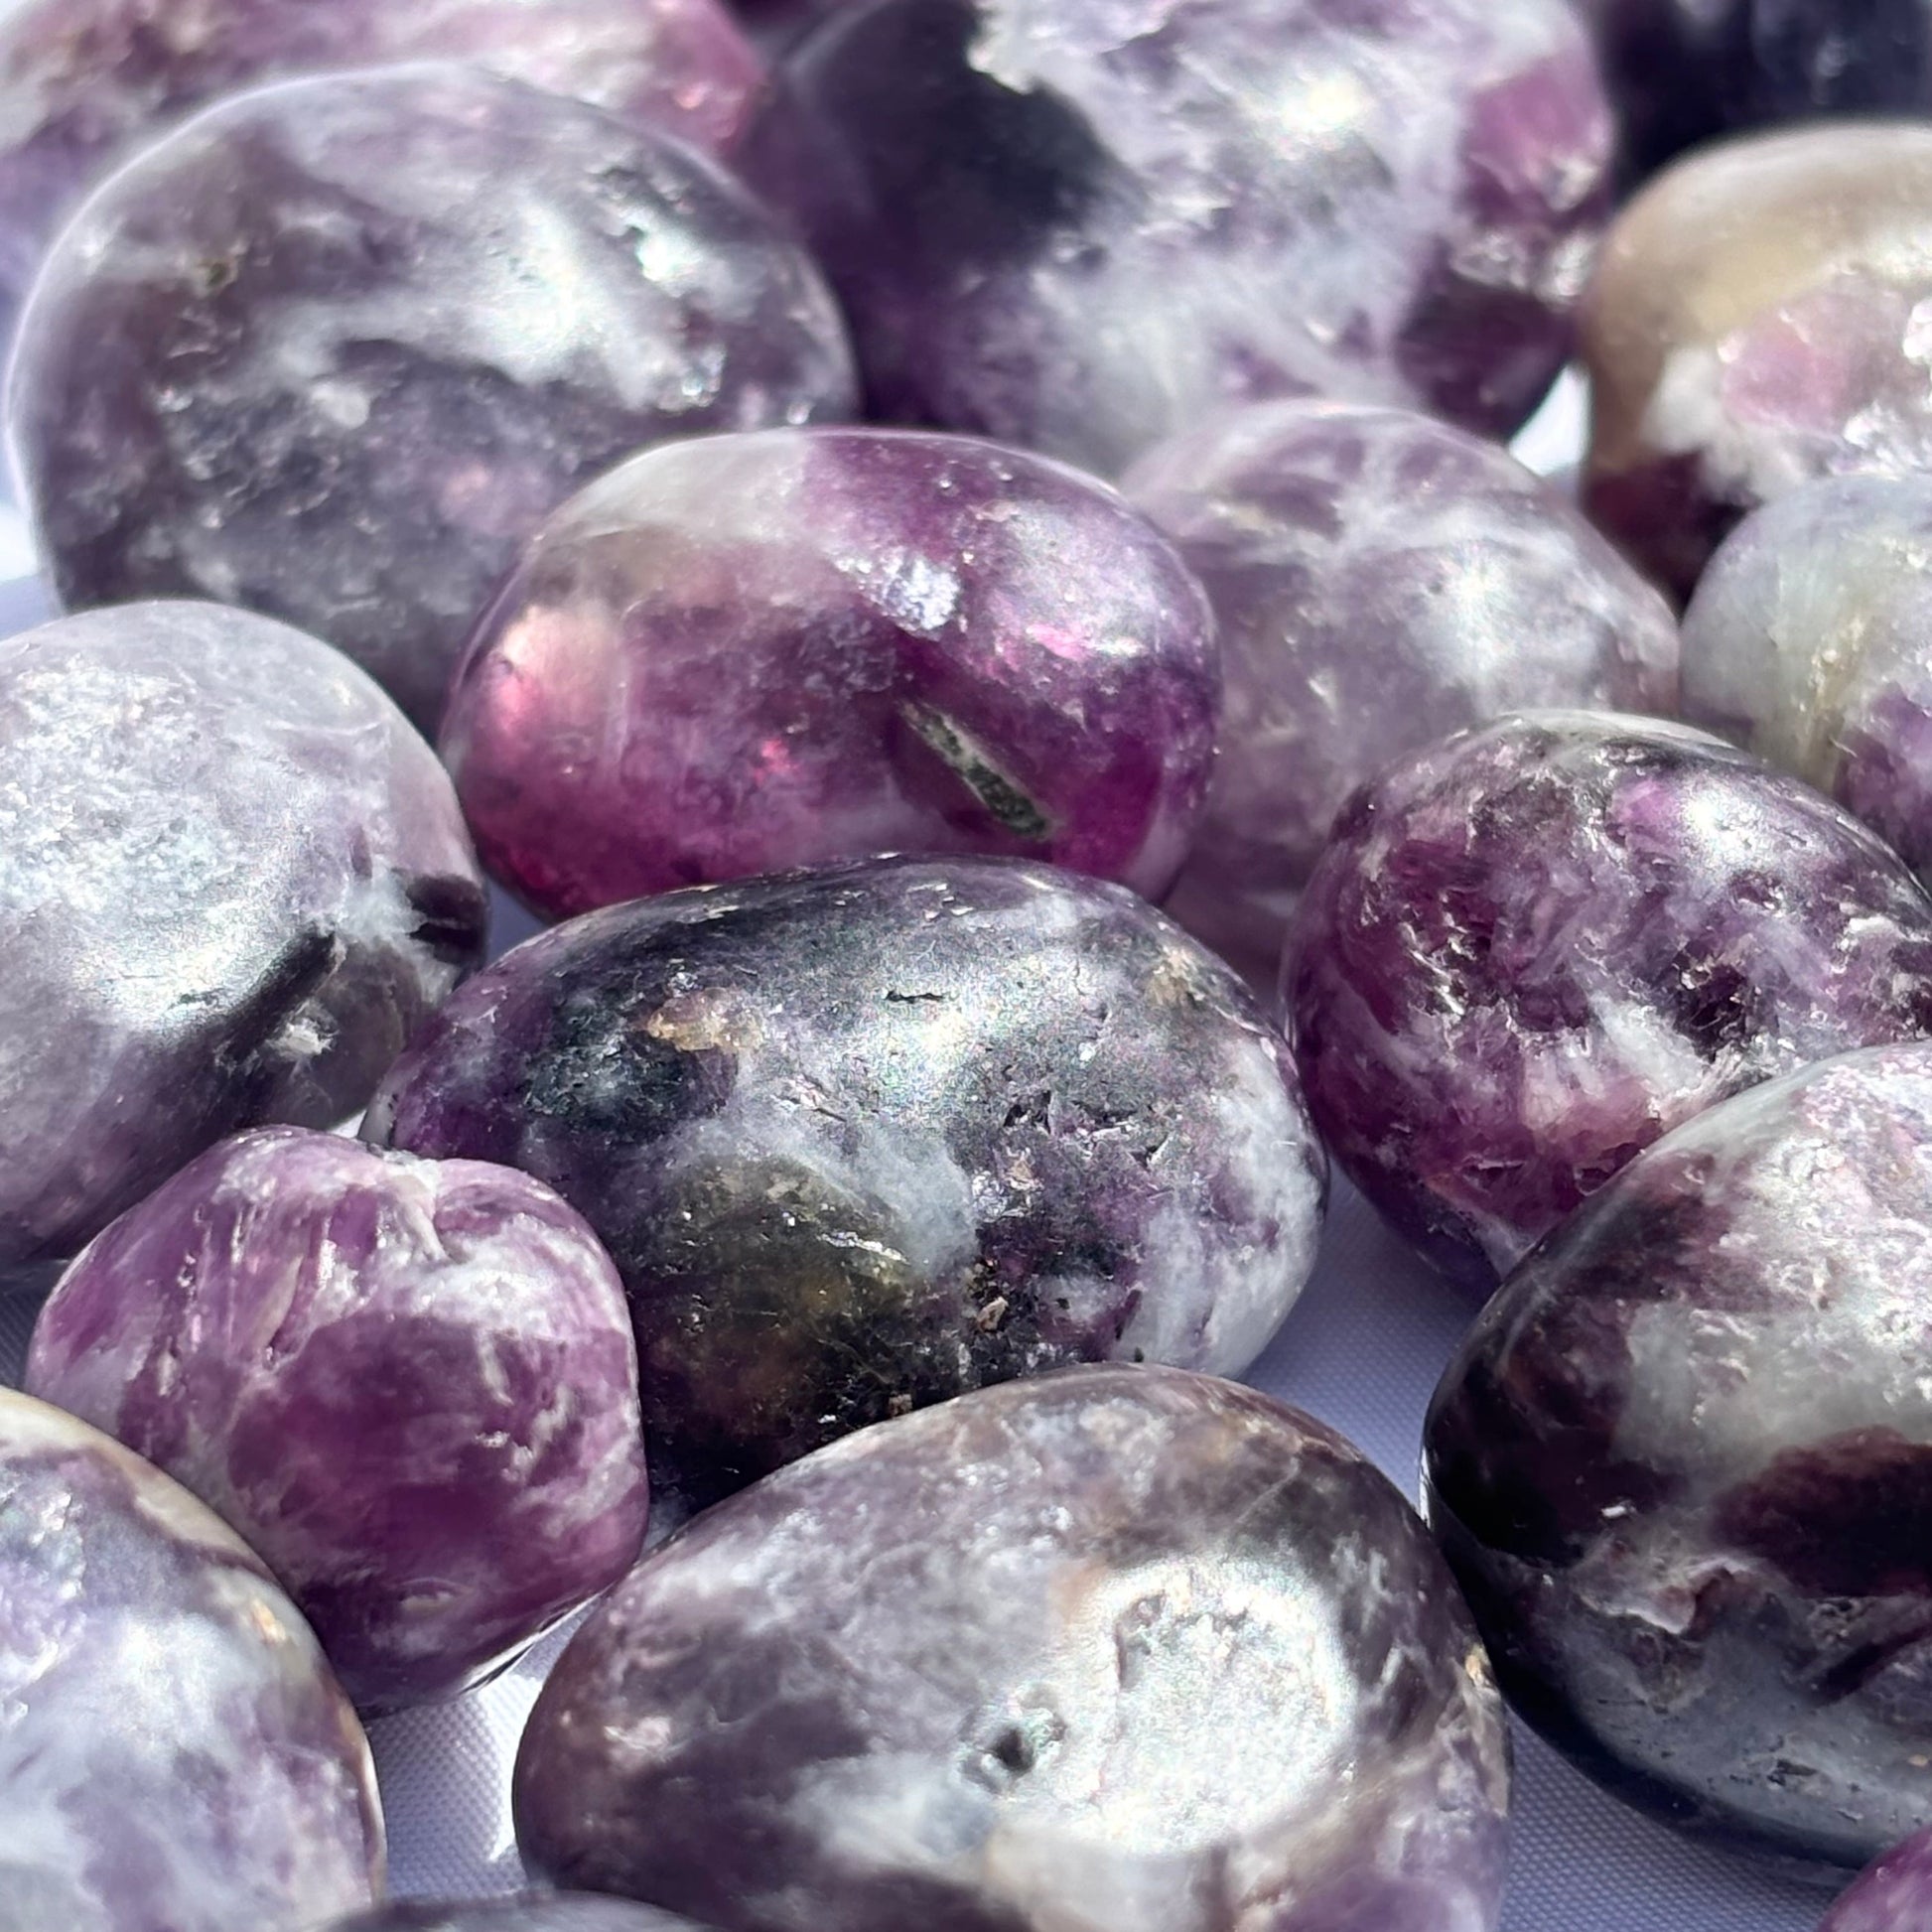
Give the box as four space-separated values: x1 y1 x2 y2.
1125 399 1681 988
0 1389 383 1932
10 68 856 730
330 1902 720 1932
1426 1041 1932 1874
366 857 1326 1515
516 1366 1511 1932
443 429 1219 916
25 1128 647 1714
742 0 1611 477
1820 1826 1932 1931
0 601 484 1272
1286 711 1932 1289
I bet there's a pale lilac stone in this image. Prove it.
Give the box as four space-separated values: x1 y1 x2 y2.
515 1366 1512 1932
742 0 1612 477
1125 398 1681 987
25 1127 648 1715
0 601 484 1273
1286 711 1932 1289
442 429 1219 917
0 1388 383 1932
9 67 857 729
331 1904 721 1932
1821 1827 1932 1931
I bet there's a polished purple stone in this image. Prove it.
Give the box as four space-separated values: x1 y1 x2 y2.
1286 711 1932 1289
742 0 1612 477
515 1366 1512 1932
1820 1826 1932 1931
366 857 1326 1514
10 67 856 730
330 1904 719 1932
0 1388 383 1931
26 1127 648 1715
442 429 1219 916
0 601 483 1273
1125 399 1681 988
1426 1041 1932 1874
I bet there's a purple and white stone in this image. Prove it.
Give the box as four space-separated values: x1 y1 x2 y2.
442 428 1219 916
1426 1040 1932 1874
515 1365 1512 1932
330 1904 720 1932
0 1388 383 1932
366 856 1326 1513
1125 398 1681 987
9 68 857 731
1286 711 1932 1290
742 0 1612 477
1583 122 1932 603
25 1127 648 1715
1820 1826 1932 1931
0 601 483 1274
1683 474 1932 883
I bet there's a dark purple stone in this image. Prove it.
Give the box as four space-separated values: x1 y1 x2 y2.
515 1365 1512 1932
1426 1040 1932 1874
1820 1825 1932 1930
26 1127 648 1715
330 1899 719 1932
1286 711 1932 1289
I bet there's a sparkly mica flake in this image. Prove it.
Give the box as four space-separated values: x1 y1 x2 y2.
514 1366 1512 1932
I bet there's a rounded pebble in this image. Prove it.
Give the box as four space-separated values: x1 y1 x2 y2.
328 1896 721 1932
1819 1825 1932 1931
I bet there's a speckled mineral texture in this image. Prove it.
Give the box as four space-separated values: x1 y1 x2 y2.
0 601 483 1274
10 67 857 731
0 1388 383 1932
1583 122 1932 603
1820 1826 1932 1931
366 857 1326 1513
515 1365 1512 1932
1683 474 1932 883
1286 711 1932 1290
742 0 1612 477
25 1127 648 1715
330 1903 721 1932
443 428 1220 917
1125 398 1681 987
1426 1040 1932 1874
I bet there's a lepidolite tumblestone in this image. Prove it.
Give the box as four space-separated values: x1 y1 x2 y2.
366 857 1326 1513
742 0 1611 477
10 68 856 731
442 429 1219 915
1286 711 1932 1289
26 1128 648 1715
0 601 483 1273
515 1366 1512 1932
1426 1041 1932 1874
1820 1827 1932 1931
0 1389 383 1932
1583 122 1932 603
1125 399 1681 987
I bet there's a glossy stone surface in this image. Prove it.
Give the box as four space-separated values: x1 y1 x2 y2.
516 1365 1512 1932
0 601 483 1273
1126 398 1681 987
1820 1826 1932 1931
1286 711 1932 1289
443 429 1219 916
1684 474 1932 883
26 1127 647 1715
366 857 1326 1513
1583 122 1932 603
743 0 1612 477
329 1897 718 1932
1426 1040 1932 1874
0 1388 383 1932
11 68 856 731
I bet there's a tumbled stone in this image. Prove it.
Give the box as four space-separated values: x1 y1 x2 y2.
0 601 483 1273
331 1905 718 1932
366 857 1326 1514
26 1127 648 1715
1683 474 1932 882
1820 1825 1932 1931
11 68 856 731
1583 122 1932 602
516 1365 1511 1932
742 0 1612 477
443 428 1219 916
1426 1040 1932 1874
1286 711 1932 1289
0 1388 383 1932
1125 398 1681 987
